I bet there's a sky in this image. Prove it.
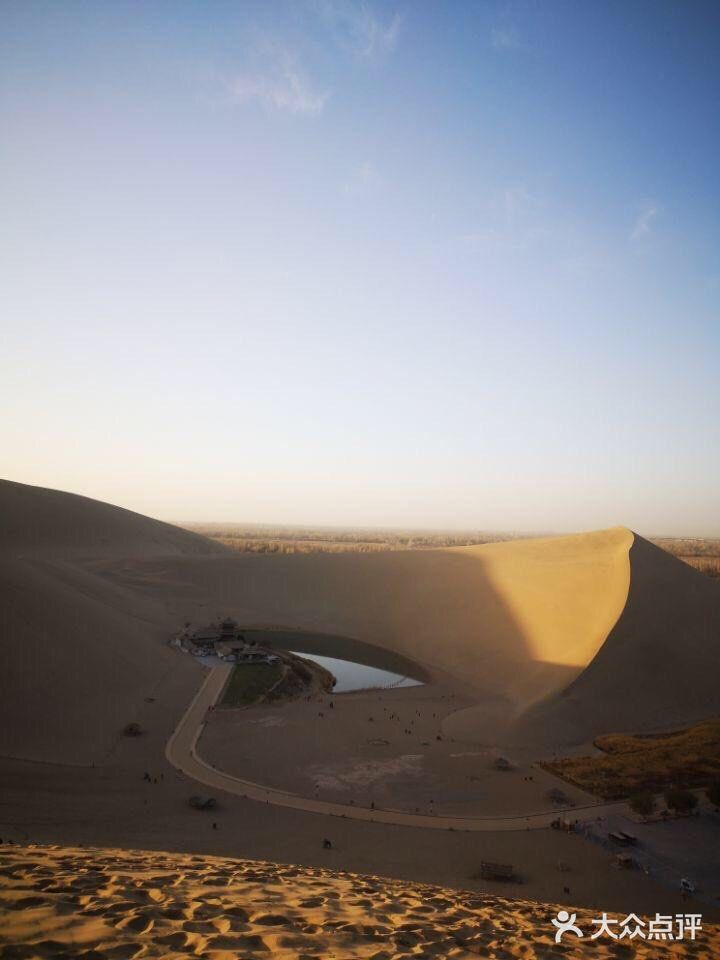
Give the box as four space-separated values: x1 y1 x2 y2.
1 0 719 535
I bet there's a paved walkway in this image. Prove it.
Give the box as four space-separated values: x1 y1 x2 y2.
166 665 628 832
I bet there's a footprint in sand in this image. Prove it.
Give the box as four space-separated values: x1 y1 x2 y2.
223 905 250 922
155 930 192 949
206 933 248 950
0 948 38 960
98 944 145 959
182 919 220 935
158 904 186 920
298 896 325 908
252 913 291 926
31 939 74 957
11 895 47 909
115 913 154 935
189 902 224 920
132 886 166 905
230 933 269 951
102 899 143 917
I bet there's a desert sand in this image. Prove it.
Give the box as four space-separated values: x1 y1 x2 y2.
1 844 717 959
4 479 720 765
2 478 720 946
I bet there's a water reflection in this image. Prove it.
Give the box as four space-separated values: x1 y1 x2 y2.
290 650 422 692
240 628 427 692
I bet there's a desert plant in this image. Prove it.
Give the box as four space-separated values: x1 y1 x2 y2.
664 786 698 816
706 779 720 808
629 791 656 819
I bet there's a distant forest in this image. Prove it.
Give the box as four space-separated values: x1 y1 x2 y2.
180 523 720 580
181 523 531 554
652 539 720 580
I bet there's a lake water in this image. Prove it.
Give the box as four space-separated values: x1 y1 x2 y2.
290 651 422 693
234 628 427 693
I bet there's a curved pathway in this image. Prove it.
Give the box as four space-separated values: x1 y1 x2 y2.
166 665 628 832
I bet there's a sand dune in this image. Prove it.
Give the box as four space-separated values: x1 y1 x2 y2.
2 479 719 764
1 844 716 959
2 481 720 941
512 534 720 747
0 480 229 560
116 524 720 746
0 480 226 763
114 527 634 716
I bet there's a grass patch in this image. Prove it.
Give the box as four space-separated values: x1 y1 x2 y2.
540 718 720 800
220 662 283 707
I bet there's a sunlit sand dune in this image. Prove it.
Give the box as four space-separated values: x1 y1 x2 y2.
1 844 716 960
2 480 719 764
2 480 719 946
512 533 720 747
120 527 634 710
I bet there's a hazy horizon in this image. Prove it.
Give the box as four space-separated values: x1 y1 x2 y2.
2 1 719 536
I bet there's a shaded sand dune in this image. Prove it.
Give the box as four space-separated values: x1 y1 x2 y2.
115 524 720 745
112 527 634 721
2 479 720 762
0 481 227 764
1 844 717 959
0 480 229 559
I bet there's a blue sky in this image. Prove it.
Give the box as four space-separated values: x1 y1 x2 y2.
2 1 719 533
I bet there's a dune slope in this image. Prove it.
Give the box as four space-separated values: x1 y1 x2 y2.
0 481 227 764
128 527 633 714
2 479 719 761
512 534 720 747
0 479 228 559
1 844 716 960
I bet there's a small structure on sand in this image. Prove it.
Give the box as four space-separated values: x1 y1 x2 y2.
492 756 513 772
176 620 279 665
478 860 516 882
614 853 636 870
220 617 239 640
189 795 217 811
546 787 573 805
609 830 637 846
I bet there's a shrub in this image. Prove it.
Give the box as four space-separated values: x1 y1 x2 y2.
629 791 656 818
664 786 698 816
706 779 720 808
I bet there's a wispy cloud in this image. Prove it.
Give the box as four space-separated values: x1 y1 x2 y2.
503 185 543 227
315 0 403 57
461 185 550 252
491 26 523 52
630 200 660 242
341 161 381 197
228 60 329 115
222 3 400 116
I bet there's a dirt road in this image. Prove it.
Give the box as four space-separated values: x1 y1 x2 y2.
166 665 628 831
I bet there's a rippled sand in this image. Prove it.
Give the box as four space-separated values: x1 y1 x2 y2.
1 844 717 959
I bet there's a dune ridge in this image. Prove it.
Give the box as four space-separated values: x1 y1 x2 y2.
2 479 720 763
1 843 717 959
0 479 229 559
0 480 227 763
512 533 720 746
